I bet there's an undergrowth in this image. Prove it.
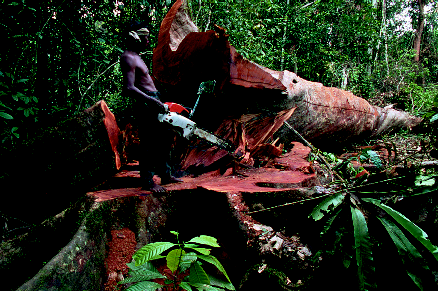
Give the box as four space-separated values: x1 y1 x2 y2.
118 231 235 291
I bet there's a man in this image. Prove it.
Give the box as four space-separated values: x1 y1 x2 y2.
120 23 182 192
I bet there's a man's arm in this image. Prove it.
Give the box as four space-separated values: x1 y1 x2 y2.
120 54 165 113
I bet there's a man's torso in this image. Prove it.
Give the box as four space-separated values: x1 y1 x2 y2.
121 50 157 93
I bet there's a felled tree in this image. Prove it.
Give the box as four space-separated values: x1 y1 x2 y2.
152 0 421 165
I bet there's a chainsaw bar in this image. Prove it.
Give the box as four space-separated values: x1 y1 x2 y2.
157 111 238 156
193 128 235 153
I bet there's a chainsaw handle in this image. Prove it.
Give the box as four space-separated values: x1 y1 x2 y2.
164 102 190 115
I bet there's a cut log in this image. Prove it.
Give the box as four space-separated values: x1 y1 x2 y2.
0 100 120 223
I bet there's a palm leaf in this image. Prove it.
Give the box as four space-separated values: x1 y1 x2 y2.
377 217 429 290
363 198 438 261
309 192 346 221
320 206 343 235
351 206 375 290
133 242 176 266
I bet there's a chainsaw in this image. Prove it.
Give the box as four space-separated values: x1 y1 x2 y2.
157 102 238 155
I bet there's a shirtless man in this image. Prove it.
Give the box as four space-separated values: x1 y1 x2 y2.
120 23 181 192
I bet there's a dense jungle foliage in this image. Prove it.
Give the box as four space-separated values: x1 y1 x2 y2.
1 0 437 150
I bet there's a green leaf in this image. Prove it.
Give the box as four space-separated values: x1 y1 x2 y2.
118 271 166 285
146 255 166 261
184 245 211 255
129 265 164 279
309 192 346 221
351 206 375 290
320 206 343 235
190 284 224 290
430 113 438 123
377 217 428 290
187 235 220 248
127 261 158 273
180 281 193 291
193 283 224 291
415 175 435 187
209 274 235 290
11 127 19 138
166 248 186 272
133 242 176 266
366 150 383 170
0 101 11 109
196 254 232 284
0 111 13 120
363 198 438 261
406 183 438 197
125 281 163 291
182 252 198 262
189 261 210 285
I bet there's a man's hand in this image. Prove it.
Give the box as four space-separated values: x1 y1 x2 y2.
151 98 167 114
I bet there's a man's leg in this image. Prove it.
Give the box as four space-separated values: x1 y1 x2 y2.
156 125 182 185
138 111 167 192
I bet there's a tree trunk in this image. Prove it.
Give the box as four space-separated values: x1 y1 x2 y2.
413 0 425 63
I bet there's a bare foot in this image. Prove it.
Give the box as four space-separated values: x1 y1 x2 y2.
143 182 167 193
161 176 183 185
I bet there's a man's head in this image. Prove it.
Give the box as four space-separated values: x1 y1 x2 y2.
125 21 150 52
